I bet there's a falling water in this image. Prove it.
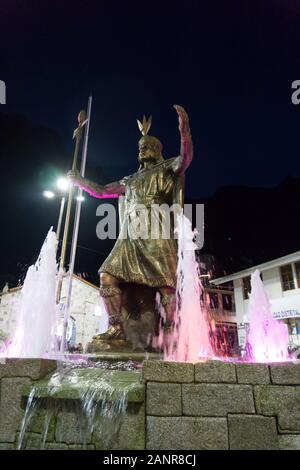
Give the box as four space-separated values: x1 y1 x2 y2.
245 270 290 362
3 228 59 358
162 212 212 362
17 367 134 450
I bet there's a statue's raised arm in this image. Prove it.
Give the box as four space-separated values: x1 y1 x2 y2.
173 104 193 175
68 169 125 199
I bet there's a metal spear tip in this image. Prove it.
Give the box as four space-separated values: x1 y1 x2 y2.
77 110 86 124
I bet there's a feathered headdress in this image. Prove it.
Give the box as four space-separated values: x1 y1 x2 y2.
137 115 152 136
136 114 163 170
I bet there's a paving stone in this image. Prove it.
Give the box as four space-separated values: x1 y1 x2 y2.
278 435 300 450
143 360 194 383
0 359 57 380
254 385 300 432
147 416 228 450
195 361 236 383
147 382 181 416
0 377 31 442
228 415 278 450
182 384 255 416
236 363 270 384
270 363 300 385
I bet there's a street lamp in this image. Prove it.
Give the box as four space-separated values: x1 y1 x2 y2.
57 177 70 192
43 177 70 242
43 190 65 242
43 190 55 199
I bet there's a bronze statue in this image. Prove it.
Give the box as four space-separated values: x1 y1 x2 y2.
69 105 193 348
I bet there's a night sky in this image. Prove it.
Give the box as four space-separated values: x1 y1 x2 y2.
1 0 300 286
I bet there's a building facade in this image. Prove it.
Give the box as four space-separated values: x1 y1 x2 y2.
204 285 238 356
213 251 300 352
0 275 108 350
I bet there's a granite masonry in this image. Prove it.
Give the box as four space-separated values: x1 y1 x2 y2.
0 358 299 450
143 360 300 450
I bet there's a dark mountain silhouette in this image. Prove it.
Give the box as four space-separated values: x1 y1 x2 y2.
194 176 300 277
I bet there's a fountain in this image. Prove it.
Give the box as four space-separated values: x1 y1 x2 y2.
0 219 296 450
0 228 144 450
17 367 139 450
0 102 298 450
159 212 213 362
245 269 290 362
1 228 59 359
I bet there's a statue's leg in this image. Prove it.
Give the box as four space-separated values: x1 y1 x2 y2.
159 286 176 332
99 272 124 339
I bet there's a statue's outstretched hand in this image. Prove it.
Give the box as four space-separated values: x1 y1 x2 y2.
67 169 82 186
174 104 190 137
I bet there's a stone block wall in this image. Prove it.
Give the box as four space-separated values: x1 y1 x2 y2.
16 401 145 450
1 358 299 450
143 360 300 450
0 359 145 450
0 359 57 448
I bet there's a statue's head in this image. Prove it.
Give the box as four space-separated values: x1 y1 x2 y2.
138 135 163 164
137 115 164 168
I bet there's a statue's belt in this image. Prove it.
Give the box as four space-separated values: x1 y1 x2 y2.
125 198 173 213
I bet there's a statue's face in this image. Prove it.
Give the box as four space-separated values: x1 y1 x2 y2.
138 141 158 162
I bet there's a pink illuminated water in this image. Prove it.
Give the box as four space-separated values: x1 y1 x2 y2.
245 270 290 362
1 229 59 358
160 213 213 362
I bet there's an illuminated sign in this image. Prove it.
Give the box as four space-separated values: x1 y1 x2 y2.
271 296 300 320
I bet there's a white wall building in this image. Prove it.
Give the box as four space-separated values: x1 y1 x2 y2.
0 275 108 350
213 251 300 351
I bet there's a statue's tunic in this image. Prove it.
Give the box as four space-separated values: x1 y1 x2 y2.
99 157 182 288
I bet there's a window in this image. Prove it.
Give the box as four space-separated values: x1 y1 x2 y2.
209 293 219 309
295 261 300 289
222 294 233 311
242 276 251 299
280 264 295 291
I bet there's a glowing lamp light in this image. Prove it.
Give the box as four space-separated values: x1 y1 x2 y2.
57 177 70 192
76 195 85 202
43 190 55 199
